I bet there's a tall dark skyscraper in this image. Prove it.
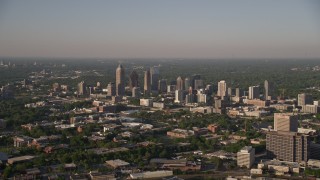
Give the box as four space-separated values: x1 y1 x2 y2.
144 70 151 95
150 66 159 91
116 64 125 96
129 70 139 90
158 79 167 93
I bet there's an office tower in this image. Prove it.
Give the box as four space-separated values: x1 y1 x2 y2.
264 80 275 100
107 82 116 96
167 85 176 93
248 86 259 99
150 66 159 91
266 131 310 163
227 87 233 97
184 77 190 90
274 113 298 132
77 81 87 95
175 90 184 103
235 88 242 97
132 87 141 98
144 70 151 95
298 93 313 106
194 79 204 90
176 76 184 91
237 146 255 168
197 94 207 103
186 94 196 104
96 82 101 88
158 79 167 93
217 80 227 97
116 64 125 96
205 84 213 95
129 70 139 90
191 74 201 89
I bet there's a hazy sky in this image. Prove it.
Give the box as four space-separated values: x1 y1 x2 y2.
0 0 319 59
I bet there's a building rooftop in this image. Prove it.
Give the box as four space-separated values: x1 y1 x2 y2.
105 159 130 168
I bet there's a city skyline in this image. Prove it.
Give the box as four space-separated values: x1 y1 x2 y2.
0 0 320 59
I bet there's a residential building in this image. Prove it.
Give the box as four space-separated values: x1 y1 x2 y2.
298 93 313 106
266 131 310 163
237 146 255 168
274 113 298 132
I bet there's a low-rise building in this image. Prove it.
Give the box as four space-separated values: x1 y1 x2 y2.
167 129 195 138
130 170 173 179
105 159 130 169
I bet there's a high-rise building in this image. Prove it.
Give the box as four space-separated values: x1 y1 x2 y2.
167 85 176 93
298 93 313 106
248 86 259 99
176 76 184 91
266 131 310 163
235 88 243 97
107 82 116 96
197 94 207 104
264 80 275 100
184 77 190 90
191 74 201 89
205 84 213 96
175 90 184 103
227 87 234 97
274 113 298 132
144 70 151 95
132 87 141 98
116 64 125 96
129 70 139 90
158 79 167 93
194 79 204 90
185 94 196 104
237 146 255 168
150 66 159 91
217 80 227 97
77 81 87 95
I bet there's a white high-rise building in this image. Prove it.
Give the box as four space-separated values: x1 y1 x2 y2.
217 80 227 97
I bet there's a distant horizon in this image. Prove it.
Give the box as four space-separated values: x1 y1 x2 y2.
1 0 320 59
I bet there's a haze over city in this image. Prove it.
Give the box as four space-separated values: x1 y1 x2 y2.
0 0 320 59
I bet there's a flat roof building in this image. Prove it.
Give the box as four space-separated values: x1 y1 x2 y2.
237 146 255 168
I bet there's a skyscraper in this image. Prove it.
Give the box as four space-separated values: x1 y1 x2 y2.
176 76 184 91
175 90 184 103
144 70 151 95
184 77 190 90
158 79 167 93
248 86 259 99
217 80 227 97
107 82 116 96
77 81 87 95
194 79 204 90
264 80 275 100
235 88 243 97
116 64 125 96
129 70 139 90
298 93 313 106
150 66 159 91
